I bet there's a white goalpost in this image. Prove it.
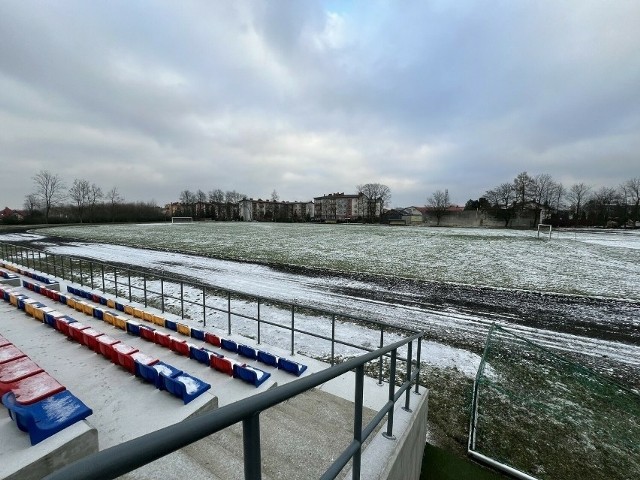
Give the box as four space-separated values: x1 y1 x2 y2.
171 216 194 224
537 223 552 240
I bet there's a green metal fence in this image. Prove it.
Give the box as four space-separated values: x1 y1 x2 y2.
469 324 640 480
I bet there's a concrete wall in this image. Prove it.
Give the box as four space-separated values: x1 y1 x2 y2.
346 389 429 480
425 210 536 228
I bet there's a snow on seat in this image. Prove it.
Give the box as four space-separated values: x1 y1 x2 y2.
67 322 90 342
0 357 43 383
238 344 257 360
221 338 238 353
33 305 54 322
233 364 271 388
278 358 308 377
0 345 27 365
257 350 279 367
0 371 65 404
205 332 221 347
138 361 183 390
79 328 104 351
2 389 93 445
163 373 211 404
0 335 10 348
111 343 139 370
131 352 159 376
96 335 121 358
43 310 65 328
54 316 77 335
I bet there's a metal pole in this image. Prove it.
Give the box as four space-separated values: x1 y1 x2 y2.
227 291 231 335
143 275 147 307
383 349 397 440
290 304 295 356
70 257 73 282
331 315 336 367
38 250 42 271
414 337 422 394
242 413 262 480
89 262 94 290
160 277 165 313
180 281 184 319
128 270 132 301
53 254 57 278
403 341 413 412
114 267 118 298
378 326 384 386
202 286 206 327
79 259 83 286
352 365 364 480
101 264 105 292
257 299 261 344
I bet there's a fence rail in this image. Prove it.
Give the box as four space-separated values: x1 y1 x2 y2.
0 241 421 383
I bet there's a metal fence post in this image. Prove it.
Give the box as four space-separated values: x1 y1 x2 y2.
403 341 413 412
160 277 165 313
352 364 364 480
70 257 74 282
38 250 42 271
89 262 94 290
227 291 232 335
180 281 184 318
257 299 261 344
114 266 118 297
415 336 422 395
79 259 83 286
53 254 57 278
243 413 262 480
202 286 206 327
290 304 295 356
101 264 105 292
382 348 397 440
378 326 384 386
331 315 336 367
128 270 132 301
143 275 147 307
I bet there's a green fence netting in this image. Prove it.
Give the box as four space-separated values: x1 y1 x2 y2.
469 324 639 480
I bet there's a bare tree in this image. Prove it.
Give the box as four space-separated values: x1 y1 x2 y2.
427 189 450 226
23 193 40 217
224 190 245 204
69 179 91 223
179 190 196 216
567 183 591 226
88 183 103 222
106 187 122 222
356 183 391 222
588 186 619 225
485 183 515 226
32 170 66 223
208 189 224 203
621 177 640 224
513 171 535 208
196 189 207 218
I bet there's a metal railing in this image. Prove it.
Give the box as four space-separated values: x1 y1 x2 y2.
0 242 420 383
43 332 423 480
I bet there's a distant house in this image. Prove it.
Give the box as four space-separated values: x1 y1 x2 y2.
383 207 424 226
0 207 24 223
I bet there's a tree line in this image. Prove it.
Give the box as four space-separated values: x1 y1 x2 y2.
16 170 164 224
469 172 639 227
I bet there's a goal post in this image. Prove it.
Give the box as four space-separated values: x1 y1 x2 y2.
537 223 552 240
171 216 193 224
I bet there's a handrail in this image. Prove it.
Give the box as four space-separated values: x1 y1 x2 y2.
44 332 424 480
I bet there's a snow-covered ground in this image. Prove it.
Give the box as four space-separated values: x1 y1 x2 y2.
2 226 639 387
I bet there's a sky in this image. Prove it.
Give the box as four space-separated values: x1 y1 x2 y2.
1 1 639 210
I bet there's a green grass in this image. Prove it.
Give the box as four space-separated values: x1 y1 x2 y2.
421 443 506 480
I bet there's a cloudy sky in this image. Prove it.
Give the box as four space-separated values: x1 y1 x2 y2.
1 1 639 210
